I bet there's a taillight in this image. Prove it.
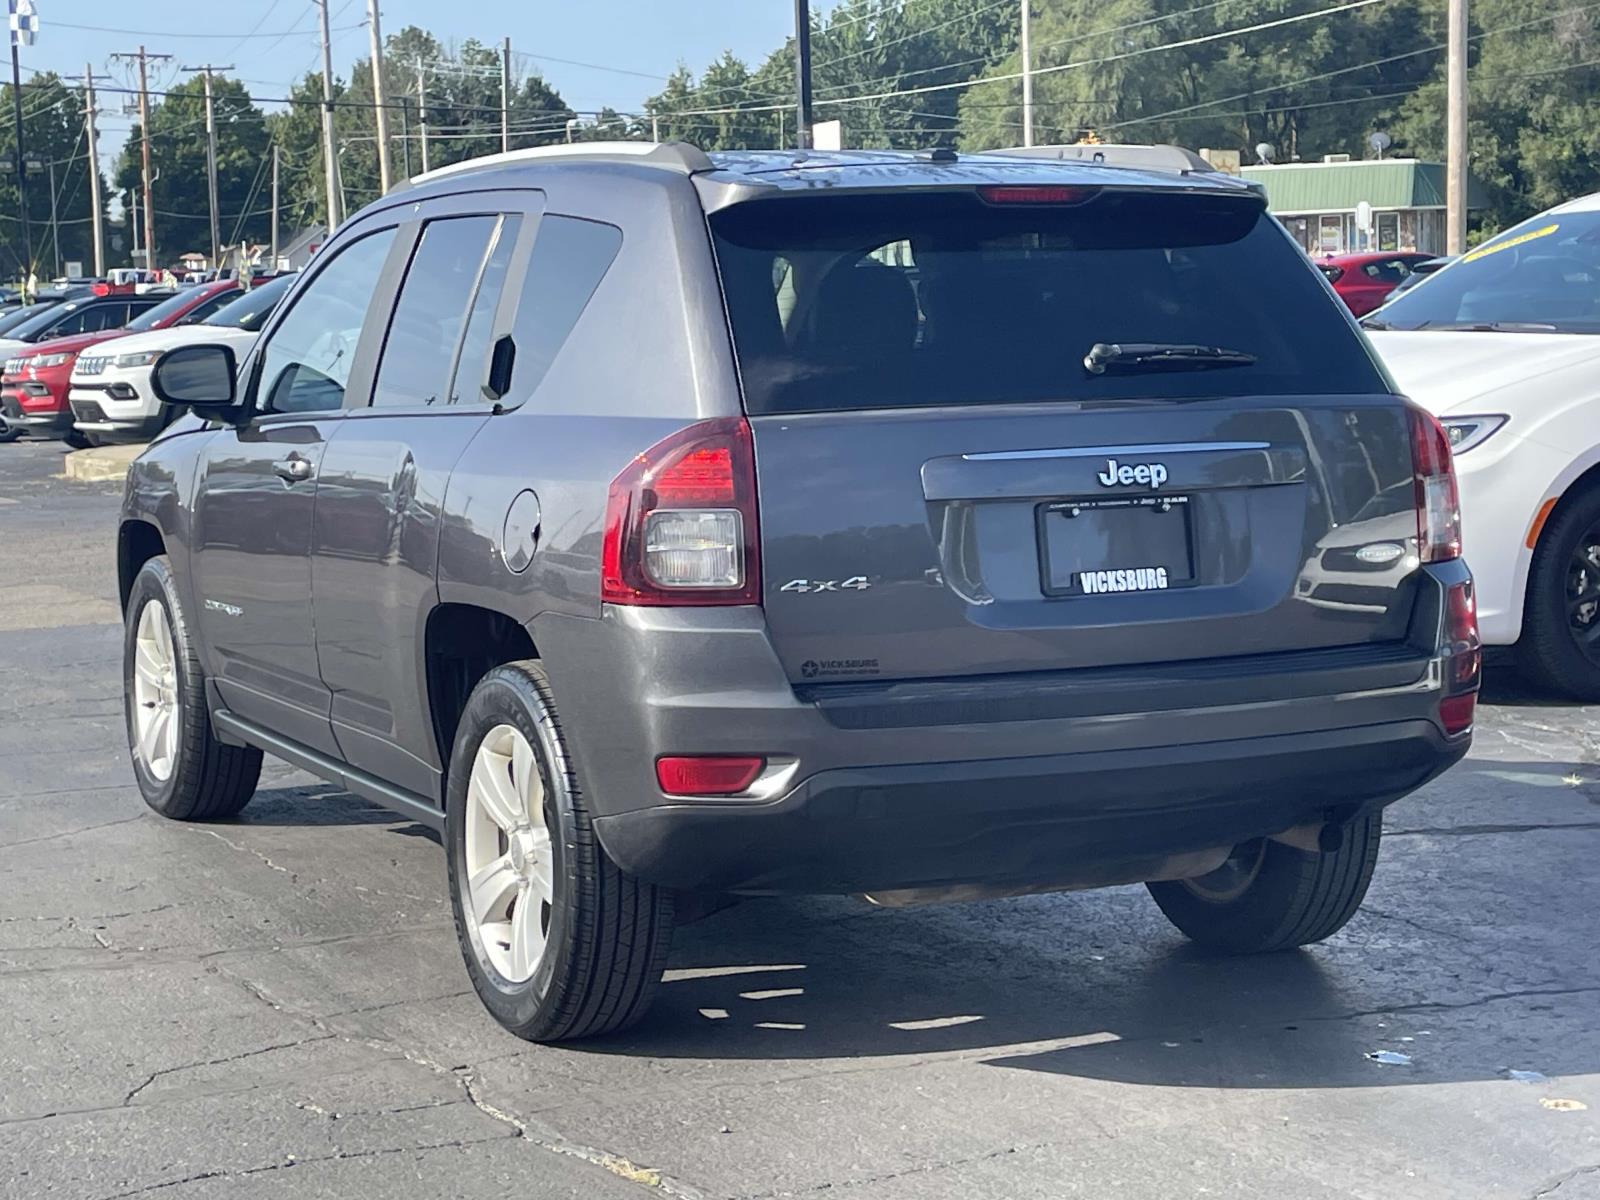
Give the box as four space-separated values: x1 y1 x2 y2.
601 417 761 606
1409 406 1462 563
656 755 765 797
1439 578 1480 735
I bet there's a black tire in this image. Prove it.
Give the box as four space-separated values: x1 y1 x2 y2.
63 429 91 450
1516 484 1600 700
1146 812 1382 953
445 661 674 1042
123 556 262 820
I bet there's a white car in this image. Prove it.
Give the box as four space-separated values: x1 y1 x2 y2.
69 276 292 442
1366 194 1600 697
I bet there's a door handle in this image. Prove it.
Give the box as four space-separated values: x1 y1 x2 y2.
272 456 314 483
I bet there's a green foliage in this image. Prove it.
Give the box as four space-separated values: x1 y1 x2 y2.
0 72 103 277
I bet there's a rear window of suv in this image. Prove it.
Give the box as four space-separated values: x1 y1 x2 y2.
711 189 1387 415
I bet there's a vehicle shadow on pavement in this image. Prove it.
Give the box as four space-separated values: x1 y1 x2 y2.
239 783 441 841
583 754 1600 1088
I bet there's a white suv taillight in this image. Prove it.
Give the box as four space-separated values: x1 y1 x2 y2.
1409 406 1462 563
601 417 761 606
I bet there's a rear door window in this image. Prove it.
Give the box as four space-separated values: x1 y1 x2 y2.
371 214 518 408
712 191 1388 415
510 215 622 404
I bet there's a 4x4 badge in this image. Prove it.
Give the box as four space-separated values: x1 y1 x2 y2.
779 577 871 594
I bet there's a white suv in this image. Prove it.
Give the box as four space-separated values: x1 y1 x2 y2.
70 276 292 442
1366 192 1600 697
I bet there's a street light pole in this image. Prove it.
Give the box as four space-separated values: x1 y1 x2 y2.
11 41 32 281
84 64 106 276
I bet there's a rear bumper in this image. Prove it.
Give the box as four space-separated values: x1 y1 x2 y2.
534 560 1474 896
594 719 1464 894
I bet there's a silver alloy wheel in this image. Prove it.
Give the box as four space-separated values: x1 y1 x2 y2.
1181 839 1267 904
131 599 180 782
464 723 555 984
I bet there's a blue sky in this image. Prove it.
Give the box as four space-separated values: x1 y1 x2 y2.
24 0 845 174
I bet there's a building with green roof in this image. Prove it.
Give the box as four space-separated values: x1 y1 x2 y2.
1240 158 1486 257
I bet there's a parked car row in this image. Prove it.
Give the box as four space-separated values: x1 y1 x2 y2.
0 277 292 446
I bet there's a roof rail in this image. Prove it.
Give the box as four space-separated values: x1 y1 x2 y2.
399 141 714 190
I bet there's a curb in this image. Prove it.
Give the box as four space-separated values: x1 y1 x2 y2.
63 442 144 484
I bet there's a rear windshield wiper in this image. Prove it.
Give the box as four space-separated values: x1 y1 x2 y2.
1083 342 1257 375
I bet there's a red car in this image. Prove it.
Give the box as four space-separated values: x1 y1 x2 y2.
1317 252 1437 317
0 281 241 445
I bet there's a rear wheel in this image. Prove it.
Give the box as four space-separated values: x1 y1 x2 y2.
63 429 91 450
446 661 674 1042
123 556 262 820
1147 812 1381 952
1517 485 1600 700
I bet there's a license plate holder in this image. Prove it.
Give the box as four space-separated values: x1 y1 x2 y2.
1037 496 1195 597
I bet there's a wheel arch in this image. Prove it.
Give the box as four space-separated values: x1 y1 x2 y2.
117 519 167 614
423 602 538 792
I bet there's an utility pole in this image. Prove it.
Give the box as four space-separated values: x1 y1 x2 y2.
500 36 511 153
793 0 813 149
415 60 430 174
366 0 391 193
651 113 660 142
183 65 232 268
398 99 411 175
83 65 107 276
269 143 280 268
46 156 58 275
130 187 140 264
1020 1 1034 148
315 0 342 230
111 47 170 274
1445 0 1468 254
9 49 29 284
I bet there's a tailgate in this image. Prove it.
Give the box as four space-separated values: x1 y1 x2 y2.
752 401 1419 683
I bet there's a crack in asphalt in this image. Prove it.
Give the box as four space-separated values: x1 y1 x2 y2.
1532 1162 1600 1198
87 1131 518 1199
0 814 143 851
0 904 173 926
1313 985 1600 1025
122 1035 339 1105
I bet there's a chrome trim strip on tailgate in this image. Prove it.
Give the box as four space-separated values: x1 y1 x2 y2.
963 441 1270 462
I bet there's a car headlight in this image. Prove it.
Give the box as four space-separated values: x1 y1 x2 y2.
1440 414 1508 454
30 353 71 368
3 357 22 375
114 350 160 368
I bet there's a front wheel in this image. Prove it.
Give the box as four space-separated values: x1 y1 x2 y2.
1146 811 1381 953
1517 485 1600 700
123 556 262 819
446 661 674 1042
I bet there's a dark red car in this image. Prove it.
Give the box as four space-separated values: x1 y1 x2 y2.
1317 252 1437 317
0 281 241 445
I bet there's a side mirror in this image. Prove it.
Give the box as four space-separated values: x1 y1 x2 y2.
151 343 239 414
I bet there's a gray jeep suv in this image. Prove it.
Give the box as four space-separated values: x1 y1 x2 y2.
117 143 1480 1042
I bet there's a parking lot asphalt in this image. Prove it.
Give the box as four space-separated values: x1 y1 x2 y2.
2 435 1599 1200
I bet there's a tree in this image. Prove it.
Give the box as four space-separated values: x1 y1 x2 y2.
114 76 271 268
1395 0 1600 236
0 72 104 278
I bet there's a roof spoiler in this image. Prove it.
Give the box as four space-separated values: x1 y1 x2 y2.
983 144 1266 195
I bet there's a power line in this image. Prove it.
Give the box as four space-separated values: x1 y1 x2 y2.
47 19 363 39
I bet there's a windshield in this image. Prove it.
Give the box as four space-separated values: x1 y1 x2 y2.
712 190 1386 415
1375 209 1600 332
0 302 56 337
7 299 86 340
204 275 293 331
125 288 216 332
